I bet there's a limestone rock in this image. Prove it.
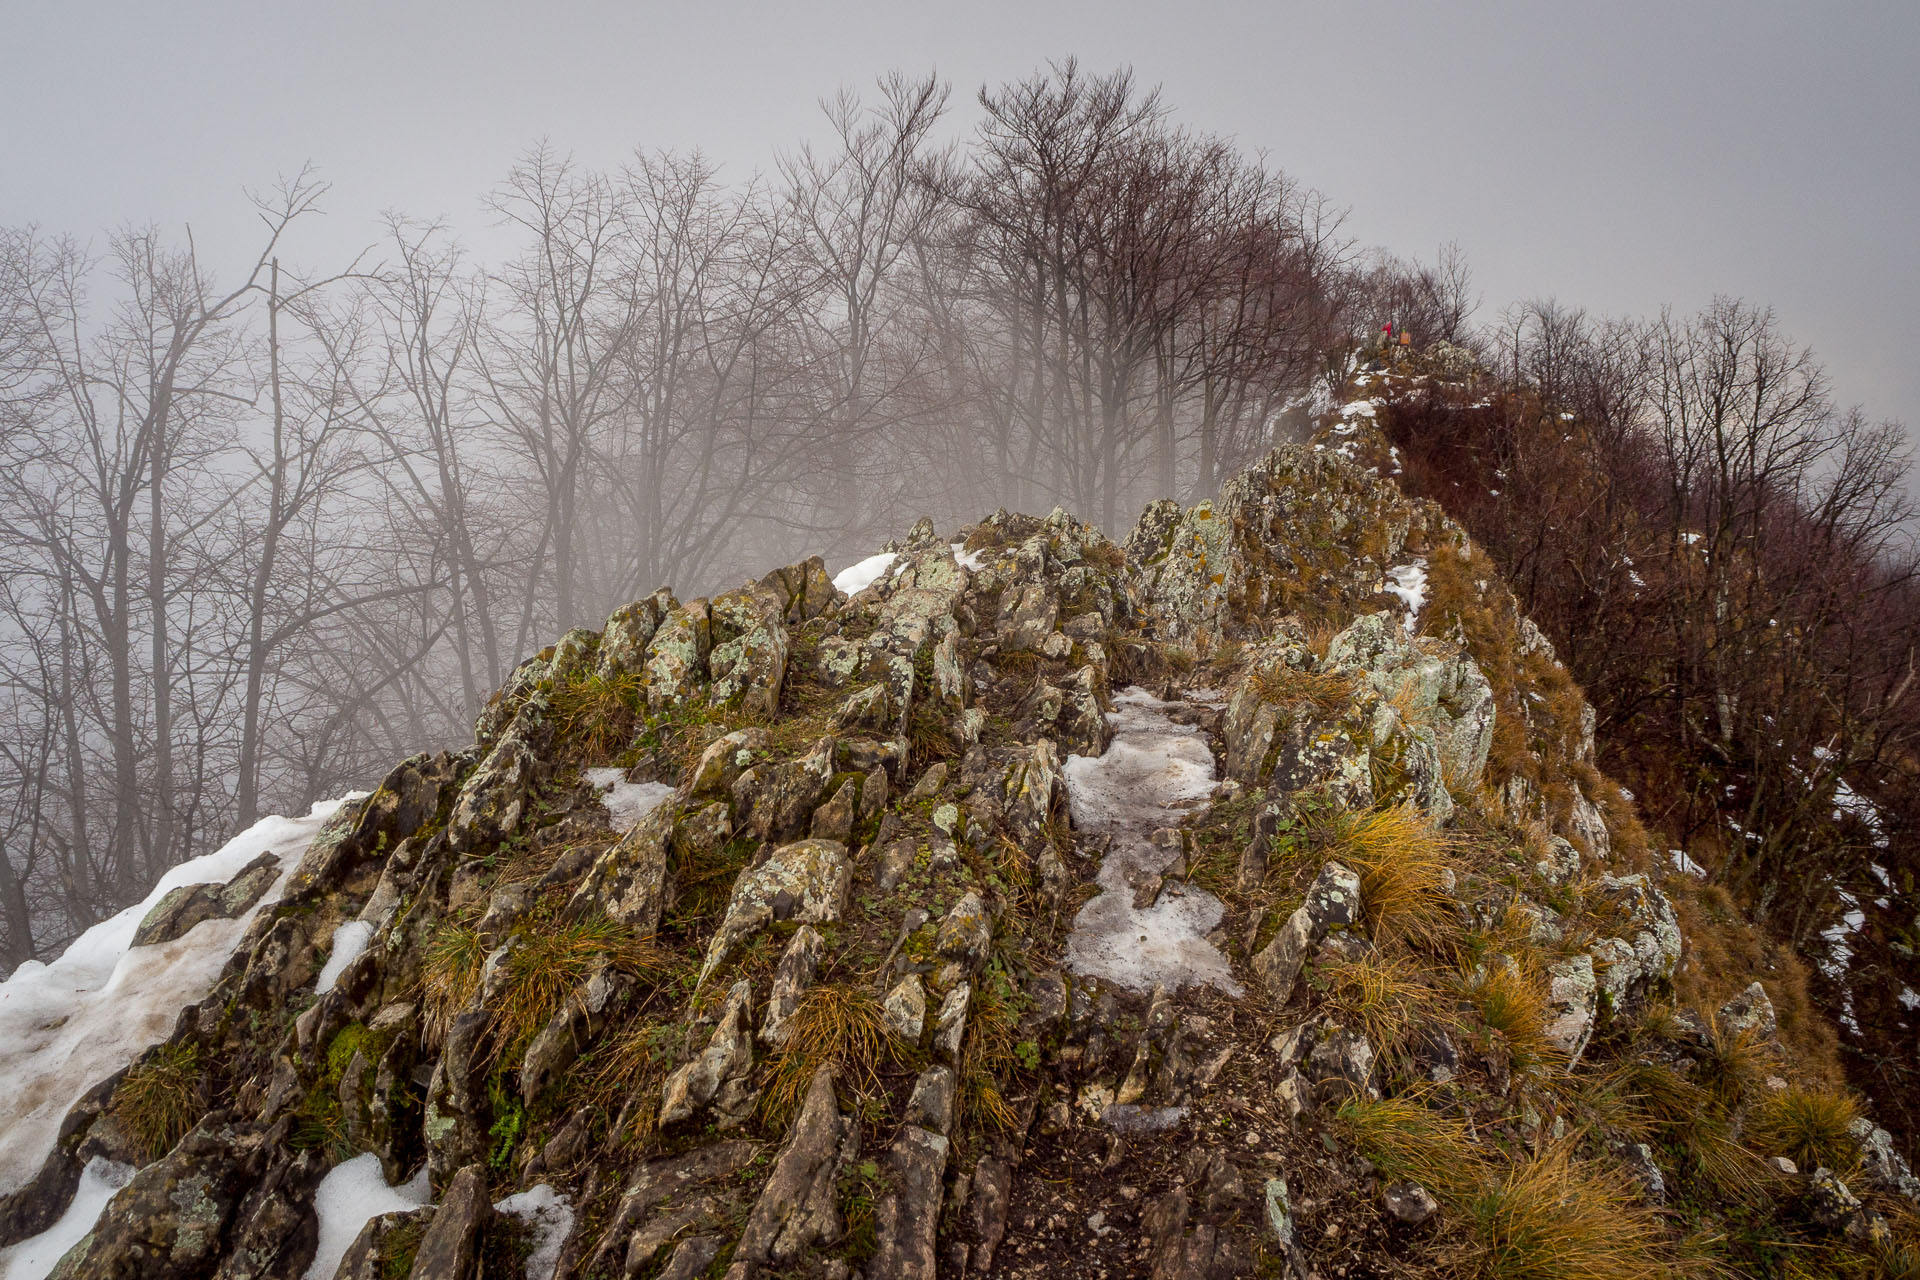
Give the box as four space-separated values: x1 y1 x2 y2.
697 839 851 987
1383 1180 1438 1224
408 1162 490 1280
688 728 770 797
595 588 676 679
733 737 835 843
644 600 713 711
1718 981 1778 1042
566 801 675 934
708 583 790 717
760 926 824 1046
729 1066 854 1273
883 974 929 1044
1543 952 1597 1065
660 980 756 1127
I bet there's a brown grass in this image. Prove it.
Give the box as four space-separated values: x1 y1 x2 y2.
117 1041 202 1158
1250 662 1360 720
1336 1092 1485 1199
1461 959 1555 1073
760 984 896 1129
1327 804 1462 950
489 914 669 1061
550 670 644 763
1320 953 1443 1056
420 922 487 1046
1747 1084 1862 1178
1467 1143 1682 1280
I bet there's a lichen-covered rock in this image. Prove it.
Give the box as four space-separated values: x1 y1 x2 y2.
883 975 928 1043
761 926 823 1045
727 1065 854 1275
697 839 851 987
1253 861 1362 1011
645 599 713 711
1544 952 1597 1065
1325 611 1496 793
733 737 835 843
408 1162 490 1280
1718 980 1778 1042
1590 874 1681 1015
566 800 675 934
932 890 993 989
596 587 677 680
660 980 756 1127
519 968 635 1104
1849 1118 1920 1204
1383 1180 1438 1224
445 702 547 852
707 583 790 717
688 728 770 797
130 852 280 948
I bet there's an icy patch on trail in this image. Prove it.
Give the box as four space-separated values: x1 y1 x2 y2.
0 795 356 1200
315 919 375 995
0 1156 135 1280
832 551 899 595
1063 687 1240 995
585 768 674 830
304 1153 431 1280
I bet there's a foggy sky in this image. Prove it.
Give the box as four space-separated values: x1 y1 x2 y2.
5 0 1916 456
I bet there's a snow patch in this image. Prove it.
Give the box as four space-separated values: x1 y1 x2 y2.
584 768 674 831
304 1153 431 1280
0 795 358 1199
0 1156 135 1280
950 542 987 572
494 1184 574 1279
1063 688 1240 996
831 552 899 595
1383 560 1429 634
1669 849 1708 879
316 920 375 995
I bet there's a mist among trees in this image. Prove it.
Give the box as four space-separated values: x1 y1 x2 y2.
0 61 1909 994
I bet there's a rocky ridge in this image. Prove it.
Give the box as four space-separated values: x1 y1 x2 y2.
3 427 1917 1279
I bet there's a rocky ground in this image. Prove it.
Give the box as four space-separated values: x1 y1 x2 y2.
3 433 1918 1280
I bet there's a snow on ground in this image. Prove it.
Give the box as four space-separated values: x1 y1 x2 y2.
0 1156 135 1280
315 919 375 995
584 768 675 831
1063 688 1240 995
831 552 899 596
304 1153 431 1280
494 1184 574 1279
0 795 358 1200
950 543 987 572
1384 559 1429 634
1669 849 1709 878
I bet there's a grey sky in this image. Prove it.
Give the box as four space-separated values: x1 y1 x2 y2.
6 0 1916 444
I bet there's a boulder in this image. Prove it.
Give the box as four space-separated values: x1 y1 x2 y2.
728 1066 854 1274
697 839 851 988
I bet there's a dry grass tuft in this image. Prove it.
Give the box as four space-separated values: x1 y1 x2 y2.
1337 1092 1484 1199
1747 1084 1861 1178
1320 954 1440 1056
1327 804 1462 950
550 670 644 762
959 981 1024 1133
1694 1024 1776 1112
761 984 895 1129
1250 663 1360 720
420 922 487 1046
1468 1143 1680 1280
117 1041 202 1159
490 915 669 1061
1461 959 1555 1073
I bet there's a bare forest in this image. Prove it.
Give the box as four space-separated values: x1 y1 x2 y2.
0 60 1909 1008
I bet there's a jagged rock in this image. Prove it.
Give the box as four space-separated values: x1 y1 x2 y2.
1383 1180 1438 1224
907 761 948 800
424 1010 490 1187
1252 861 1361 1010
1535 836 1581 889
625 1196 725 1275
1804 1167 1887 1244
1849 1118 1920 1203
1611 1140 1667 1203
475 881 531 949
332 1208 434 1280
877 837 917 894
45 1113 274 1280
1263 1176 1295 1248
1590 874 1681 1014
595 588 676 679
761 925 823 1045
1718 981 1778 1042
644 599 713 710
657 1234 724 1280
858 767 889 822
810 776 858 844
969 1155 1013 1273
697 838 851 987
729 1066 854 1274
409 1162 490 1279
908 1064 958 1135
1305 1025 1375 1098
870 1123 950 1280
660 980 756 1126
1410 1024 1460 1084
1568 786 1611 859
757 556 837 624
734 737 835 843
932 889 993 988
131 852 281 947
586 1142 759 1277
520 968 635 1103
1544 952 1597 1065
446 704 546 852
883 974 929 1043
708 583 790 716
689 728 770 796
1325 611 1496 794
934 982 970 1063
